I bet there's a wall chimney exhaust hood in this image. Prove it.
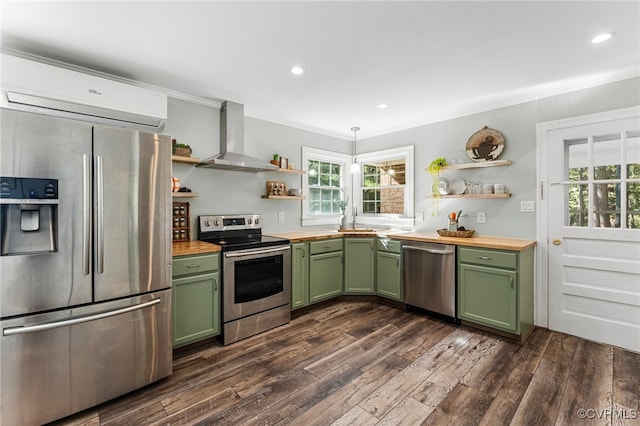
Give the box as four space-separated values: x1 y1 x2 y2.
197 101 278 172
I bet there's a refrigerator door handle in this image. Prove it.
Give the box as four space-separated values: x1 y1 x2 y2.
82 154 91 275
96 155 104 274
3 298 161 336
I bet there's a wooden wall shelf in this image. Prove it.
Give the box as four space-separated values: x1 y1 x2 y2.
172 192 200 198
272 168 306 175
437 160 512 171
172 155 200 164
261 195 305 200
427 193 511 199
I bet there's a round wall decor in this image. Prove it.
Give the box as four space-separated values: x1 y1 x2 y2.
465 126 505 162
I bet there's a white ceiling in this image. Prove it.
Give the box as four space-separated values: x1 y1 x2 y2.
1 1 639 140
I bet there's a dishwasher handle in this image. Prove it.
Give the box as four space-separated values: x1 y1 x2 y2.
403 244 454 255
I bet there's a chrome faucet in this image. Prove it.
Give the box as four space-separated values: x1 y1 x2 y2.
352 205 357 230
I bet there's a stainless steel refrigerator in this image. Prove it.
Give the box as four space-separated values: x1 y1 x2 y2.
0 109 173 425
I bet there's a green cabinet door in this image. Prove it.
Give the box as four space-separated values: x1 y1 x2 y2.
309 251 344 303
458 263 517 333
172 271 220 347
344 238 375 294
291 242 309 309
376 251 402 301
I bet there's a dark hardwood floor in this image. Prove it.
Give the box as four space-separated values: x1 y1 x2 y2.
51 300 640 426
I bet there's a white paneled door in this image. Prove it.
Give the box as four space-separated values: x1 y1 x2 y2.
542 108 640 353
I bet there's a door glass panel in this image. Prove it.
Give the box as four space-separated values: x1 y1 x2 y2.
627 131 640 179
567 184 589 227
567 139 588 181
628 183 640 229
593 134 621 179
592 183 621 228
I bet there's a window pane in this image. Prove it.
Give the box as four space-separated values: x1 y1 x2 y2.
363 201 379 213
309 188 321 201
567 139 588 181
363 189 378 201
380 188 405 214
627 183 640 229
593 134 621 179
567 183 588 227
627 131 640 179
592 183 621 228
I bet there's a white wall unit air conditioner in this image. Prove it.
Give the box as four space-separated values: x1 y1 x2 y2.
1 54 167 132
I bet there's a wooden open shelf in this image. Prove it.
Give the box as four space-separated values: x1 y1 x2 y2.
172 155 200 164
172 192 200 198
273 168 306 175
437 160 512 171
427 193 511 199
261 195 305 200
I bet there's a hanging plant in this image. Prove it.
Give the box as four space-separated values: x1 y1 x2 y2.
428 157 448 215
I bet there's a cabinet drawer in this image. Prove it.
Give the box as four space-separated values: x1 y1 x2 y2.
309 238 343 255
377 238 401 254
458 247 517 269
172 254 219 277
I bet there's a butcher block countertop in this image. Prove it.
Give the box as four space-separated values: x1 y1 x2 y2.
269 230 536 252
390 232 536 251
172 240 221 257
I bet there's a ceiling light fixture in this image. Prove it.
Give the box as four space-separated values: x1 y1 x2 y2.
350 126 361 174
591 32 615 44
378 103 388 109
290 65 306 75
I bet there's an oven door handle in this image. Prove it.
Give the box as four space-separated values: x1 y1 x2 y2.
224 245 290 258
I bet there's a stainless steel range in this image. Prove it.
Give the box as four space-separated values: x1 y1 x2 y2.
198 214 291 345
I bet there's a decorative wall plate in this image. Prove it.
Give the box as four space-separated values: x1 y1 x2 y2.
465 126 505 162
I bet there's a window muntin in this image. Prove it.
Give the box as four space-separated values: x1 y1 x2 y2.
564 131 640 229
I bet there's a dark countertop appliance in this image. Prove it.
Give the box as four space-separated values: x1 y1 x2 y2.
198 214 291 345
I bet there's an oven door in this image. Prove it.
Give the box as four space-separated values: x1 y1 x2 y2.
223 245 291 322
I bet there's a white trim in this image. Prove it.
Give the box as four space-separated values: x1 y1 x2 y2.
301 146 352 227
353 145 415 228
535 106 640 328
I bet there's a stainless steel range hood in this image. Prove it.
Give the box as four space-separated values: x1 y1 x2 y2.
197 101 278 172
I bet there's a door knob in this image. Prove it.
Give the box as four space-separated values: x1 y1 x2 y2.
553 239 561 245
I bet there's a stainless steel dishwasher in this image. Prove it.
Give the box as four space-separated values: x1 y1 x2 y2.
402 241 456 320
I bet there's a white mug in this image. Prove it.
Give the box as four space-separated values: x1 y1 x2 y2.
483 184 494 194
494 183 507 194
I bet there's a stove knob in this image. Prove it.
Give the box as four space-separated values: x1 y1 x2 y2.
248 218 253 224
255 217 260 225
214 219 220 227
204 219 212 227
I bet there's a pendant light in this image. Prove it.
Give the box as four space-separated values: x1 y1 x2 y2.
350 126 361 174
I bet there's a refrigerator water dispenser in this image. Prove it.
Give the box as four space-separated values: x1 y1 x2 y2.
0 177 59 255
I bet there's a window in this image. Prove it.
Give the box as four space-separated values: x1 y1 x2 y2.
302 147 351 226
565 130 640 229
354 146 414 227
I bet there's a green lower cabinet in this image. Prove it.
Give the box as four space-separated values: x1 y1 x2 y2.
458 264 517 332
309 243 344 303
344 238 375 294
457 246 534 339
291 242 310 309
376 251 402 301
172 253 220 347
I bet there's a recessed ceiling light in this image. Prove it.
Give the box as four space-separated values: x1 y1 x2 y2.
291 66 305 75
377 103 389 109
592 32 615 44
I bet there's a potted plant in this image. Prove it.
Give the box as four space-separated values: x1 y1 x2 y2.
271 153 280 166
428 157 448 215
172 141 192 158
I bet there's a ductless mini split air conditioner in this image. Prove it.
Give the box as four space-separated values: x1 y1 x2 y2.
0 53 167 132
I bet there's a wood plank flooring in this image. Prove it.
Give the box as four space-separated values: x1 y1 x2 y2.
50 300 640 426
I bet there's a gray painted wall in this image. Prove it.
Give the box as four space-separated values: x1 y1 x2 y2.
165 77 639 239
